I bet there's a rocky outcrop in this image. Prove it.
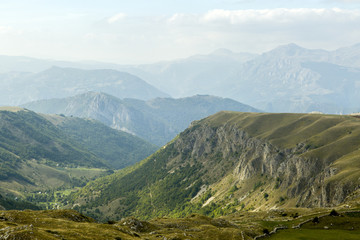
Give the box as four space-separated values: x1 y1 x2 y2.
171 120 358 208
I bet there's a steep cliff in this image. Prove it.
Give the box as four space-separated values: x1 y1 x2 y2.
72 111 360 220
200 112 360 208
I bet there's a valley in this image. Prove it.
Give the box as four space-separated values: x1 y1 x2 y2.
0 107 157 211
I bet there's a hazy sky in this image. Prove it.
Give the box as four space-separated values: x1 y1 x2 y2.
1 0 360 63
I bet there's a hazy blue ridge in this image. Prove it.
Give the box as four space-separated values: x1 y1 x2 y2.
22 92 260 146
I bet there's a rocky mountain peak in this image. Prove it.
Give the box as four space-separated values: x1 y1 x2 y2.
264 43 309 57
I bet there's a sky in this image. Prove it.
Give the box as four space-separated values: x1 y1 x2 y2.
1 0 360 64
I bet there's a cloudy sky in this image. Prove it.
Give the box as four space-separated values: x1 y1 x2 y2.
1 0 360 63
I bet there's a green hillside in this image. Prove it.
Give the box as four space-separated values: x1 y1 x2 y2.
0 108 107 168
0 108 157 210
0 108 110 203
44 115 158 169
70 111 360 221
0 194 41 210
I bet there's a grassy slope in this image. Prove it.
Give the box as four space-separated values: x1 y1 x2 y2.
44 114 158 169
207 111 360 187
0 208 360 239
206 111 359 150
0 109 108 169
269 211 360 240
0 109 105 195
0 209 247 240
0 109 116 208
0 194 41 210
72 112 360 221
0 109 157 195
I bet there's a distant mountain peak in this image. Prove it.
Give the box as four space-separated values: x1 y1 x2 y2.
79 91 107 97
266 43 307 57
44 65 65 72
285 42 302 48
279 43 304 49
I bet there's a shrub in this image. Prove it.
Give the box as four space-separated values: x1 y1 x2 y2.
329 209 339 216
312 216 319 223
263 193 269 200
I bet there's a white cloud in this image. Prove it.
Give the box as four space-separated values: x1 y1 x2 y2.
82 7 360 63
196 8 360 25
3 6 360 64
163 8 360 53
107 13 126 24
168 13 184 23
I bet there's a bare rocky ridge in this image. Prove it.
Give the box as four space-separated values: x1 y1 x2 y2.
174 119 357 208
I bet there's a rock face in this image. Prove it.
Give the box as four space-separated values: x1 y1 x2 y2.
73 111 360 220
172 119 357 207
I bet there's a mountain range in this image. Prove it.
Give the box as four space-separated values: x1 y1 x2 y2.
119 49 258 97
22 92 259 146
70 111 360 221
0 66 168 106
0 55 123 74
122 43 360 114
2 43 360 114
